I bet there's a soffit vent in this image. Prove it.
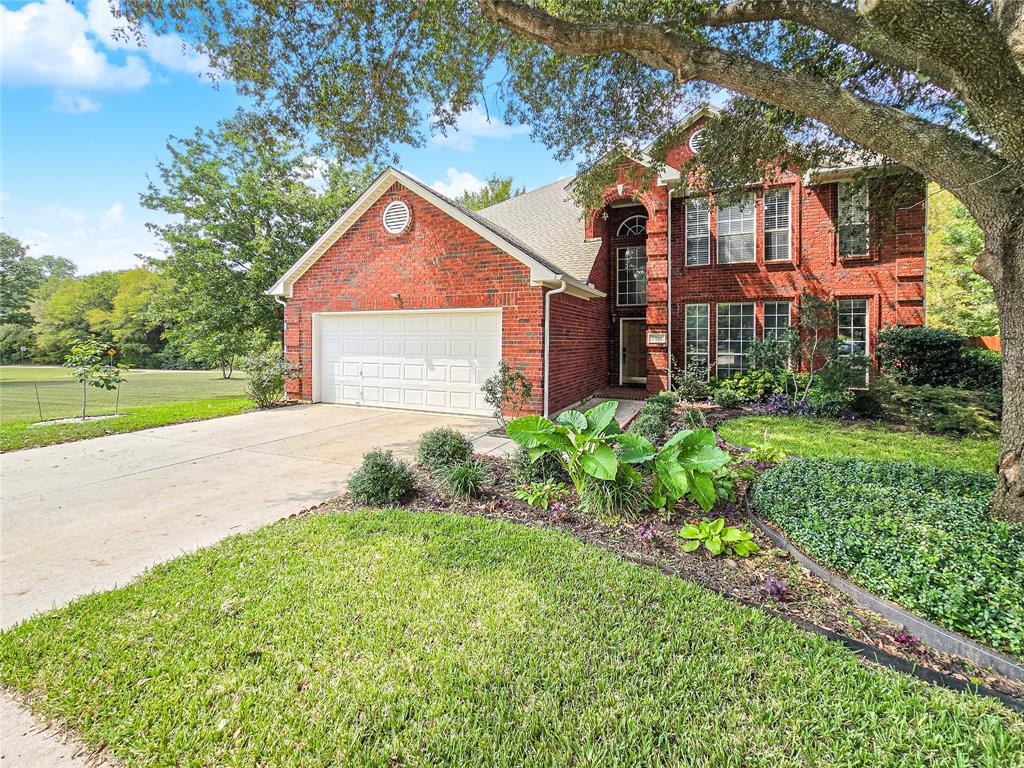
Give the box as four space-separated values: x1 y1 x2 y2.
688 129 705 154
382 200 411 234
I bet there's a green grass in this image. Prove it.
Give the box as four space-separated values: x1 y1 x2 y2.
0 366 253 450
719 415 998 473
1 510 1020 767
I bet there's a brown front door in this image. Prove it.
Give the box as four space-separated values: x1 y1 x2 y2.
620 319 646 384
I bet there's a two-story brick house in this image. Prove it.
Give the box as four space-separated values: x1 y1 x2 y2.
269 106 925 417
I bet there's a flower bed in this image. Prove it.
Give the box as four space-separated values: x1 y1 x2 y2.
753 459 1024 657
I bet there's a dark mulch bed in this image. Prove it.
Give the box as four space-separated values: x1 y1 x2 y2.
300 404 1024 703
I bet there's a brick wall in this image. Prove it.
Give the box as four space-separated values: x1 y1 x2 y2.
284 183 546 412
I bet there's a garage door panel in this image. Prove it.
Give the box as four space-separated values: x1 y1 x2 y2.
318 310 501 416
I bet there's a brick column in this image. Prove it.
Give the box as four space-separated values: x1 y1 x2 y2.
645 191 670 393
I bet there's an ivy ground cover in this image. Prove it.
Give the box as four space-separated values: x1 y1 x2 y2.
2 510 1021 767
754 459 1023 656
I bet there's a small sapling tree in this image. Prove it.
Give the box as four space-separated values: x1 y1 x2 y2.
63 338 128 420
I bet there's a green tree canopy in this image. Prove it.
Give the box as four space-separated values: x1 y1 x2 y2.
0 233 77 327
140 116 376 375
458 175 524 210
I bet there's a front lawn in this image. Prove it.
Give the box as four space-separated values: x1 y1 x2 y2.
0 366 253 450
1 510 1020 767
718 415 998 474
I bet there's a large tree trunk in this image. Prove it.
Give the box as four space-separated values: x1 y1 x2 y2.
988 219 1024 521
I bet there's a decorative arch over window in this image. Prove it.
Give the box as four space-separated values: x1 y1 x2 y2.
616 215 648 237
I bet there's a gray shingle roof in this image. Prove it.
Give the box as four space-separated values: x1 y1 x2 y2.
476 178 601 283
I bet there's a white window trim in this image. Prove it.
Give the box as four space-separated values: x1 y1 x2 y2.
616 246 648 307
715 301 756 378
837 182 870 259
684 198 711 267
684 303 710 381
716 195 757 265
762 300 793 340
616 214 648 237
837 297 871 387
763 187 792 262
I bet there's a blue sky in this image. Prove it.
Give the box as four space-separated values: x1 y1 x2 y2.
1 0 572 275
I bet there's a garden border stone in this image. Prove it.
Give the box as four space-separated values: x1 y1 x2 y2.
743 489 1024 684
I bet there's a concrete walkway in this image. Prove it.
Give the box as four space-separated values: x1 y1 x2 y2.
1 404 494 767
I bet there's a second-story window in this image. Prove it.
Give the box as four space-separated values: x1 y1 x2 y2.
764 188 791 261
617 246 647 305
838 182 869 257
716 195 756 264
685 199 710 266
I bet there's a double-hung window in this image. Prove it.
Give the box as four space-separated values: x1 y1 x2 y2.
764 188 791 261
716 195 756 263
616 246 647 306
716 302 755 378
763 301 792 340
838 183 869 258
684 304 710 378
838 298 870 385
685 199 710 266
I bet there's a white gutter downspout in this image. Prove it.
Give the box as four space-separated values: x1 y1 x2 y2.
543 279 569 417
666 188 674 390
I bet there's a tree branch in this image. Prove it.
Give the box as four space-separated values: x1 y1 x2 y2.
476 0 1016 215
993 0 1024 78
692 0 958 93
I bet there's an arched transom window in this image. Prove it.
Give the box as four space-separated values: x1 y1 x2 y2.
616 215 648 237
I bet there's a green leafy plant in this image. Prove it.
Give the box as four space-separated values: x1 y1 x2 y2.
481 360 533 426
242 333 301 408
746 433 788 464
712 384 742 409
628 412 669 446
728 369 781 402
416 427 474 474
578 464 649 524
677 518 760 557
347 449 415 505
671 356 711 402
63 337 128 420
506 399 622 495
514 480 567 510
711 463 757 504
876 379 1000 437
506 446 569 485
438 459 491 500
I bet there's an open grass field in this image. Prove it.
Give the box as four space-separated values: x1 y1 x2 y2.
0 366 253 451
719 415 998 474
1 510 1019 767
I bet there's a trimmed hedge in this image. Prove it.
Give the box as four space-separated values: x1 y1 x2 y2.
753 459 1023 656
876 326 1002 390
628 394 677 446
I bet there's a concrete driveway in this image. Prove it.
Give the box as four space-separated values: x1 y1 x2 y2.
1 404 494 629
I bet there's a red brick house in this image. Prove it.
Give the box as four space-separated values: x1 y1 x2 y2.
268 107 925 417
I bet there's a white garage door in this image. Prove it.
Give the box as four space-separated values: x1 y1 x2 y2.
316 310 501 416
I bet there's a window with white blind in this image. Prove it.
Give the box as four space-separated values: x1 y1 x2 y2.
764 188 791 261
716 302 755 378
838 298 870 385
763 301 792 340
838 183 869 257
716 196 756 263
685 199 710 266
684 304 710 378
616 246 647 305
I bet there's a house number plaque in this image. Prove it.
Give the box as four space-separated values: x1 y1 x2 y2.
647 331 667 346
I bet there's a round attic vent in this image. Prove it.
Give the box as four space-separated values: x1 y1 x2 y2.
688 129 705 153
382 200 411 234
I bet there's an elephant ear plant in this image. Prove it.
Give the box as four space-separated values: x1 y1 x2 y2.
506 401 731 514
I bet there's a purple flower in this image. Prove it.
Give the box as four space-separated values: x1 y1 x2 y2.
751 393 797 416
761 573 790 602
635 522 656 543
895 632 927 656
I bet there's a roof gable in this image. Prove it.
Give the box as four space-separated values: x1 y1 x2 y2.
267 167 603 299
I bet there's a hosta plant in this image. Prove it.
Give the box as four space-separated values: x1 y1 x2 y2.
514 480 567 511
677 518 760 558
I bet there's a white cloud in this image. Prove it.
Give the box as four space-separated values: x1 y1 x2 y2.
5 201 165 274
0 0 151 90
430 106 531 152
85 0 210 76
430 168 485 199
51 90 102 115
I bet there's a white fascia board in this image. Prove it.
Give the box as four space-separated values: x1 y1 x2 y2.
266 167 570 298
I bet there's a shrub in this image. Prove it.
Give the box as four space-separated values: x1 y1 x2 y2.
628 413 667 445
876 326 1001 390
806 388 854 419
647 391 679 408
416 427 474 474
729 369 781 402
672 364 711 402
507 446 568 485
878 381 1000 437
754 458 1022 655
960 347 1003 390
347 449 415 505
437 459 491 499
481 360 533 426
713 385 743 409
243 336 300 408
578 465 649 524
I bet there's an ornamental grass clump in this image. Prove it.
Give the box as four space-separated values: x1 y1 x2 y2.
754 458 1024 656
437 459 491 500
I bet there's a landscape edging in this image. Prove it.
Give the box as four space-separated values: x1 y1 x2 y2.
743 489 1024 683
